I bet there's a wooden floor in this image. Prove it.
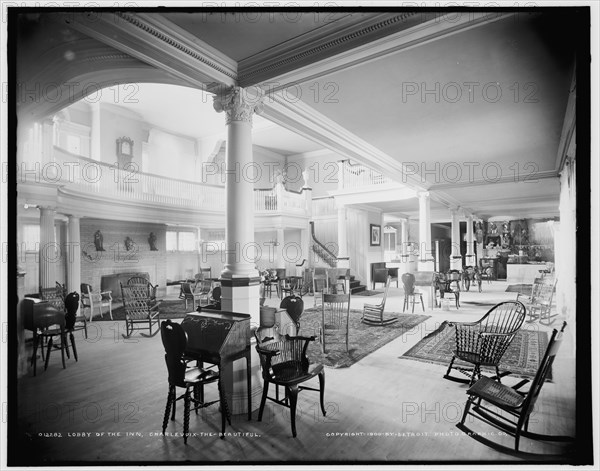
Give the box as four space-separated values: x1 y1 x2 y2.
13 280 582 465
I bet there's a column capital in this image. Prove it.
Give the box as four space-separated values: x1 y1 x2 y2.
417 191 430 199
213 86 264 125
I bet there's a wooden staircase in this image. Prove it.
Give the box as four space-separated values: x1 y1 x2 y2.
347 275 366 295
310 221 366 294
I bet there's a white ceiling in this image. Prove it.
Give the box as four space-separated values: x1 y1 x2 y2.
16 9 581 221
96 83 322 155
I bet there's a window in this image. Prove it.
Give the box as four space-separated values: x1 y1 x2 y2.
166 231 178 251
178 232 196 252
166 230 197 252
23 224 40 252
384 232 396 252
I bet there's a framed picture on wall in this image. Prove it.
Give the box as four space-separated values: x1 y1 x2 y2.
370 224 381 246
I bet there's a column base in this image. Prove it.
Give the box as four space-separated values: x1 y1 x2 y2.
449 257 463 271
418 260 435 272
220 276 261 324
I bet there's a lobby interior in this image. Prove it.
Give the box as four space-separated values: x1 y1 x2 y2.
6 6 594 467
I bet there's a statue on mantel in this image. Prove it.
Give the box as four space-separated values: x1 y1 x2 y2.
94 230 105 251
148 232 158 251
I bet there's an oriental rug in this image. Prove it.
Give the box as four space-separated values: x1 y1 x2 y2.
299 308 429 369
399 320 550 380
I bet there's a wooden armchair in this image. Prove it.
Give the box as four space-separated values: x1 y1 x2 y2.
181 281 211 311
444 301 527 385
255 331 326 437
362 275 397 325
372 267 389 290
120 283 161 338
80 283 113 322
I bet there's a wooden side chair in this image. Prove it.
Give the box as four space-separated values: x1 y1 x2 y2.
362 275 397 325
444 301 527 385
457 322 572 455
433 272 460 309
41 284 87 340
160 320 228 443
29 304 68 376
312 270 330 308
255 331 326 437
402 272 425 313
319 292 351 354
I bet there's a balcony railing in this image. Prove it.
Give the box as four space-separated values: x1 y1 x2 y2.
19 149 309 216
342 160 391 189
254 186 307 213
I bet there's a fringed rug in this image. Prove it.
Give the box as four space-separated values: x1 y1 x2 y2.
110 299 192 321
506 284 533 294
399 321 550 380
353 290 383 296
299 308 429 369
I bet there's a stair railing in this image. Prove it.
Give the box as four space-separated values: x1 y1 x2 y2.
309 221 350 268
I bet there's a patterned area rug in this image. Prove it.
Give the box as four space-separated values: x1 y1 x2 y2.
110 299 191 321
399 321 550 380
353 290 383 296
506 284 533 294
110 302 430 369
299 308 429 369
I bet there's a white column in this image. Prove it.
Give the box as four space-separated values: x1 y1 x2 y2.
213 86 264 415
66 215 81 294
418 192 434 271
39 207 57 290
399 217 412 274
465 214 475 266
213 86 263 286
276 228 285 268
400 218 408 254
336 205 349 269
450 208 462 270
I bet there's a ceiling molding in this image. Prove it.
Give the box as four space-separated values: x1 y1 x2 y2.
238 12 424 86
67 11 237 89
257 11 513 91
427 170 558 191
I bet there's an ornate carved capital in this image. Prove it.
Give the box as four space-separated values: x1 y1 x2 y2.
213 86 264 125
